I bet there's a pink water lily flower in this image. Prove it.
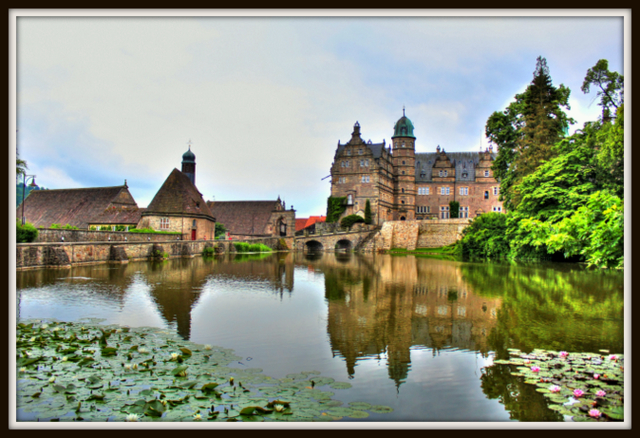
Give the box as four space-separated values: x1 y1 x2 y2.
573 389 584 398
559 351 568 358
588 409 602 418
596 390 606 397
593 374 600 379
609 355 618 361
549 385 561 393
530 366 541 373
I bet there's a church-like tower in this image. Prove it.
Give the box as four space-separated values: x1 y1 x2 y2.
391 108 416 220
181 143 196 186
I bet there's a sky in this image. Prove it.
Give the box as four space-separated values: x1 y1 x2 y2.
12 10 626 219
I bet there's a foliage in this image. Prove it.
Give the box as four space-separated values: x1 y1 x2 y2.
487 56 574 210
49 223 61 229
505 111 624 268
364 199 372 224
340 214 365 228
16 220 38 243
215 223 227 239
16 320 391 422
16 151 27 177
449 200 460 218
128 227 181 235
581 59 624 121
62 224 79 230
456 213 509 260
202 246 216 257
326 196 347 223
233 242 273 253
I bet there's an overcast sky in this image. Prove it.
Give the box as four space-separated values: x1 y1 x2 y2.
12 11 626 218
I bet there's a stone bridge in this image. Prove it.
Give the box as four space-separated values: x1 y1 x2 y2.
294 227 380 252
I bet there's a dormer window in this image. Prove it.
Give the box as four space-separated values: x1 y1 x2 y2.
346 150 351 156
484 170 490 177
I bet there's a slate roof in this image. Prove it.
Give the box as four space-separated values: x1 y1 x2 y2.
17 185 140 229
206 200 282 236
143 168 214 220
415 152 497 182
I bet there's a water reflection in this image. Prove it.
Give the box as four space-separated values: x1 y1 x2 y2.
16 253 623 421
304 254 502 388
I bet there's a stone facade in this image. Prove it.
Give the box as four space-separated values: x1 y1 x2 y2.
34 228 184 243
137 215 215 241
330 112 505 224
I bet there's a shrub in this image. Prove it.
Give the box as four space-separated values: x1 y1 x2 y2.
62 224 78 230
234 242 272 253
364 199 372 224
340 214 365 228
215 223 227 239
202 246 216 256
17 221 39 243
128 227 180 235
456 212 509 260
50 223 61 229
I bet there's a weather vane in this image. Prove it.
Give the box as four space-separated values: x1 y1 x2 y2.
187 139 192 150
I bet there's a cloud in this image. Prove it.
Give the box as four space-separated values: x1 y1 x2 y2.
14 14 625 217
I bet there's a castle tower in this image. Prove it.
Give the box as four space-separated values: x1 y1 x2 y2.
391 108 416 220
181 141 196 186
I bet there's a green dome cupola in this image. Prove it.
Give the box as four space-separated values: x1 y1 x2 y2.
182 147 196 163
392 107 416 139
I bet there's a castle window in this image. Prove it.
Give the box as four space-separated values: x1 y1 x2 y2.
440 187 450 195
346 150 351 156
440 206 450 219
347 194 353 205
460 187 469 196
401 188 405 193
459 206 469 218
492 206 503 212
361 175 370 183
484 170 490 177
365 159 369 166
359 149 363 155
360 160 365 167
438 170 448 177
160 217 170 230
462 172 468 178
493 187 499 196
402 160 405 165
484 191 489 199
402 171 405 175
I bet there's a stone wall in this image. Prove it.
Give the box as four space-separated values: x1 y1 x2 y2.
16 236 294 270
368 219 470 251
35 228 186 243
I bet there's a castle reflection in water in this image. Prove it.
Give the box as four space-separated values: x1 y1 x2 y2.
16 252 500 388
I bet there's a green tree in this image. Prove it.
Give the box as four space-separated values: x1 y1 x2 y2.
487 56 574 210
449 200 459 219
340 214 365 228
215 222 227 239
581 59 624 122
456 213 509 260
364 199 372 224
16 220 38 243
16 152 27 178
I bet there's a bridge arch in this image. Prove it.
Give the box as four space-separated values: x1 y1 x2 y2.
335 239 353 252
305 240 323 252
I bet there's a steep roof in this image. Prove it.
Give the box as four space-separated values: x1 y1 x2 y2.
415 151 497 182
295 218 309 232
17 185 138 229
206 200 283 236
89 207 146 225
305 216 326 228
143 168 214 219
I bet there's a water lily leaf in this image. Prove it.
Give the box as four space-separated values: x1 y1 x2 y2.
179 348 192 357
171 365 188 377
602 406 624 420
369 405 394 414
348 409 370 418
201 382 219 392
348 401 372 410
329 382 352 390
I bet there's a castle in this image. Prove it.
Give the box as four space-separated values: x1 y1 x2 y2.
330 110 504 224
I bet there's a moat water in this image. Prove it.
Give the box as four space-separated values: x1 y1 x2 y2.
15 252 624 422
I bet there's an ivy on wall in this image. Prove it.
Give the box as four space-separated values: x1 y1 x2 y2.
326 196 347 223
